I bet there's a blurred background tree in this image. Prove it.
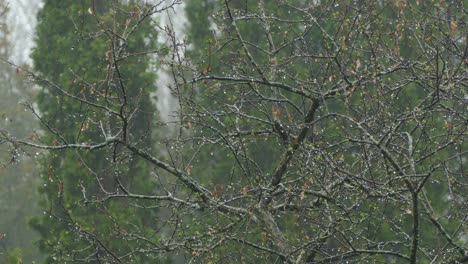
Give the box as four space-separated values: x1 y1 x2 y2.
28 1 167 262
0 0 43 262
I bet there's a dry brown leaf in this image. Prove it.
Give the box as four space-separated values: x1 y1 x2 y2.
340 36 346 49
212 185 218 198
445 121 452 129
242 186 248 197
340 244 348 252
247 210 253 218
449 21 458 32
272 105 281 120
355 58 361 72
202 66 212 74
58 180 63 196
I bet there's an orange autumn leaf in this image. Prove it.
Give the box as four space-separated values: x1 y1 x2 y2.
202 66 212 74
300 191 305 201
275 109 281 120
445 121 452 129
449 21 457 32
242 186 249 197
340 36 346 49
271 105 281 120
340 244 348 252
212 185 218 197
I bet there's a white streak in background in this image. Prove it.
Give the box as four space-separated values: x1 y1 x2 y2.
155 62 180 124
154 0 186 126
6 0 43 64
7 0 183 127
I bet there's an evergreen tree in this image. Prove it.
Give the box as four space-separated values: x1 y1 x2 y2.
29 1 164 262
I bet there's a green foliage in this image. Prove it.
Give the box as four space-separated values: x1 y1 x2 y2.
179 0 466 262
30 1 164 262
2 248 22 264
